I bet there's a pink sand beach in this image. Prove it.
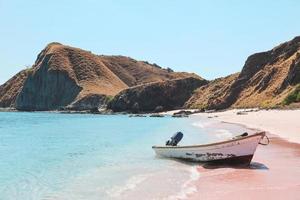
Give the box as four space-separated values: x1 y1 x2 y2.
188 109 300 200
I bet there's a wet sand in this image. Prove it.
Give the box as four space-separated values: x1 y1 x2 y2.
189 135 300 200
164 109 300 199
195 109 300 143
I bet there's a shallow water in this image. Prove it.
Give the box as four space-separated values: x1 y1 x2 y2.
0 112 250 200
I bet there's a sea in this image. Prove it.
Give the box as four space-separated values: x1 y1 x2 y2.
0 112 251 200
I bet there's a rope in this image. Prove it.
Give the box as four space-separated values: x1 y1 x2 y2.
259 135 270 145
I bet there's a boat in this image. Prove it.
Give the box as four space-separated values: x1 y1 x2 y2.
152 131 267 165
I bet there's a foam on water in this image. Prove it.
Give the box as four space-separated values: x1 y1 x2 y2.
163 166 201 200
107 173 153 198
191 121 214 129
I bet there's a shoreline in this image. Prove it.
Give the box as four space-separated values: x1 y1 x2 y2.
0 108 299 199
188 109 300 200
189 134 300 200
193 109 300 144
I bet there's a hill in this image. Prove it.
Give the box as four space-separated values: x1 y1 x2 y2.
0 43 198 111
186 36 300 109
1 36 300 112
109 77 208 113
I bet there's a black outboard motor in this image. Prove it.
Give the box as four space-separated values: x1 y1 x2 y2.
232 132 248 139
166 132 183 146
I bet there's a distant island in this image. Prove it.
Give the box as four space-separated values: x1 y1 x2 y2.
0 37 299 113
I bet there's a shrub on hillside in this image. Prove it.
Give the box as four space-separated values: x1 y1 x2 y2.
283 84 300 105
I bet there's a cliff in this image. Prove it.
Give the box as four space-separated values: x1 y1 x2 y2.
0 70 29 108
108 77 208 113
0 43 197 111
1 36 300 112
187 36 300 109
185 73 239 109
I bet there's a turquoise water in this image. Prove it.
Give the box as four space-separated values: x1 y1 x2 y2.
0 112 248 200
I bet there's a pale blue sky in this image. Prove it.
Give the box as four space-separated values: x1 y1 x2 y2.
1 0 300 84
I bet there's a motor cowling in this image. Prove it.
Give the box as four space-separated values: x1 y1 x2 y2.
166 132 183 146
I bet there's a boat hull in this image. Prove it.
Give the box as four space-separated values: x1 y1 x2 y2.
152 132 265 165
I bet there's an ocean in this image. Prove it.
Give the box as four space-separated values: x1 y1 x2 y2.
0 112 251 200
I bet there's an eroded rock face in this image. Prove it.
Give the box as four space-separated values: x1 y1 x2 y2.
229 36 300 108
0 70 29 108
185 73 239 110
187 36 300 109
16 69 82 111
2 36 299 112
66 94 108 111
1 42 198 111
109 77 208 113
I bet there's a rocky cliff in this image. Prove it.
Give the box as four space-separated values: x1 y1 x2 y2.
185 73 239 109
0 43 197 111
0 70 29 108
1 36 300 112
109 77 208 113
187 36 300 109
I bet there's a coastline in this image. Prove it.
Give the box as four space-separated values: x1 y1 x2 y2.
190 135 300 200
193 109 300 144
188 109 300 200
0 109 299 199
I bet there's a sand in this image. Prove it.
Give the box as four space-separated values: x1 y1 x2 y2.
190 137 300 200
194 109 300 144
188 109 300 200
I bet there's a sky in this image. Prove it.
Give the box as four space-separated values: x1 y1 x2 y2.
1 0 300 84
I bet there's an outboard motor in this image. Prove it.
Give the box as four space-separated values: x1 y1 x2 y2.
232 132 248 139
166 132 183 146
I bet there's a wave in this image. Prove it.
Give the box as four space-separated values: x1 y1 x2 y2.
192 121 215 129
163 166 201 200
107 173 153 198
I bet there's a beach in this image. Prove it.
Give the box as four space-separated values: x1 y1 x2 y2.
195 109 300 144
189 109 300 200
0 110 299 199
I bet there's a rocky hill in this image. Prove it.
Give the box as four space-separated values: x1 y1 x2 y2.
0 70 29 108
109 77 208 113
0 43 197 111
185 73 239 109
1 36 300 112
186 36 300 109
100 56 197 87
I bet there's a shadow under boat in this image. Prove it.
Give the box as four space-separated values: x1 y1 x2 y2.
155 156 269 170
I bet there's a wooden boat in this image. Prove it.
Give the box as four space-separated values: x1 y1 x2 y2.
152 132 266 165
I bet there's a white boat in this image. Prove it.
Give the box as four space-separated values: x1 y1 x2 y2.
152 132 266 165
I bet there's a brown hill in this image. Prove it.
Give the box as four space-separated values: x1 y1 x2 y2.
185 73 239 109
0 43 197 111
100 56 197 87
109 77 208 113
2 36 299 112
187 36 300 109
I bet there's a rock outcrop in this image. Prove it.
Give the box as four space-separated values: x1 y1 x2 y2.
1 36 300 112
187 36 300 109
108 77 208 113
66 94 108 111
0 70 29 108
185 73 239 109
0 43 197 111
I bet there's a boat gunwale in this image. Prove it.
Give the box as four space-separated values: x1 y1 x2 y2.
152 131 265 149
